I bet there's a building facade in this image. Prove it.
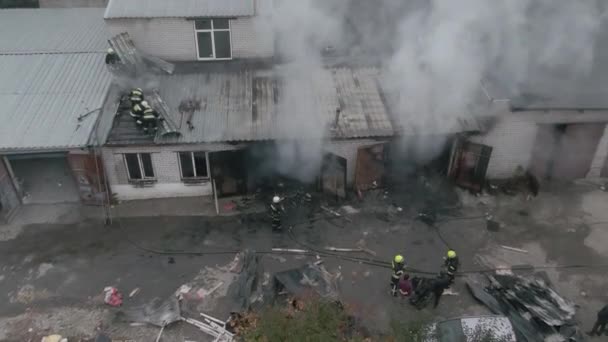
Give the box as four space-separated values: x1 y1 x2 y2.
104 0 274 61
471 108 608 181
0 8 113 220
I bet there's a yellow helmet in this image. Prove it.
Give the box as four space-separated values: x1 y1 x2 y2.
394 254 404 264
447 250 457 259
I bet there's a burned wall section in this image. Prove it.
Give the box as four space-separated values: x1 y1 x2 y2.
0 157 19 222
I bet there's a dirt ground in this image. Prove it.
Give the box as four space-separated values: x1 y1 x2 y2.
1 181 608 341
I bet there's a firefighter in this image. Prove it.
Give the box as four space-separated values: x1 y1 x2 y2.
304 192 314 227
105 48 120 65
444 249 460 282
270 196 284 231
391 254 405 297
141 106 160 134
129 88 144 105
432 272 452 308
130 100 145 120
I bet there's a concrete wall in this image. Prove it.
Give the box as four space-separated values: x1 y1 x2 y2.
0 157 20 222
39 0 107 7
105 15 274 61
471 110 608 179
102 143 245 201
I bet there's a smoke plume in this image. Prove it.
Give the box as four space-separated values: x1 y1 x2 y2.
261 0 345 182
257 0 602 179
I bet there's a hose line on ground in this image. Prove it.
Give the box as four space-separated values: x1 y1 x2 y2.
112 206 608 276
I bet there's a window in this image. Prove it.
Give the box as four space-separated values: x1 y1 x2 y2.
194 19 232 60
124 153 155 181
178 152 209 180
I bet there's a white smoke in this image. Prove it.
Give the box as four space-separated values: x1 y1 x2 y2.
256 0 602 178
385 0 600 135
261 0 345 181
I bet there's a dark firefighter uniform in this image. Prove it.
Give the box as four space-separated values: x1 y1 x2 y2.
391 255 405 297
142 107 160 134
270 196 283 231
105 48 120 65
130 102 144 120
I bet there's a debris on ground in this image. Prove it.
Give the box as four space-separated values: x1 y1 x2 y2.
273 263 341 300
182 312 234 342
272 248 309 254
41 335 67 342
103 287 123 307
487 167 539 198
123 296 181 327
467 273 581 341
500 245 529 254
341 205 360 214
128 287 140 298
178 250 261 319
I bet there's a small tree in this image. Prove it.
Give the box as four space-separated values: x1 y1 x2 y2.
388 318 433 342
241 299 355 342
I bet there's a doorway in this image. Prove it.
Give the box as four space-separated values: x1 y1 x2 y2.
8 154 80 204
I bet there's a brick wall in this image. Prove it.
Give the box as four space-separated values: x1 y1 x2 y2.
105 16 274 61
471 110 608 179
102 143 245 200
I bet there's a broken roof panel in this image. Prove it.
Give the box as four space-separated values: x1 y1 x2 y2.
104 0 255 19
154 67 394 144
104 66 395 145
0 8 109 54
0 53 112 151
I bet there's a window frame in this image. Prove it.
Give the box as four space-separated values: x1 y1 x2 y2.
194 18 233 61
124 153 156 182
177 151 210 181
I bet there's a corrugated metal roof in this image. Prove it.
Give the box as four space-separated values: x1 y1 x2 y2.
0 53 113 151
104 67 395 145
0 8 109 54
104 0 255 19
151 67 394 144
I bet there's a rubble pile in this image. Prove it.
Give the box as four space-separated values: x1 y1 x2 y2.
467 273 581 341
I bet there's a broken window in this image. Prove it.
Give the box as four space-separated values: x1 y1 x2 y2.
194 19 232 60
124 153 155 181
178 152 209 180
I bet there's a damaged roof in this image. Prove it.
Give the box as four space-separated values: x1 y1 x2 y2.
0 8 112 152
0 8 109 54
156 67 395 144
104 0 255 19
105 66 395 145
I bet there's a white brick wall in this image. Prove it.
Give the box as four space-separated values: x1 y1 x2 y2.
471 110 608 179
106 18 197 61
105 16 274 61
470 116 539 178
231 17 274 58
102 143 244 200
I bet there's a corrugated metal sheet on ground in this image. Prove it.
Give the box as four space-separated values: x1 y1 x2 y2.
104 0 254 19
0 8 109 54
0 53 112 151
151 67 394 144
